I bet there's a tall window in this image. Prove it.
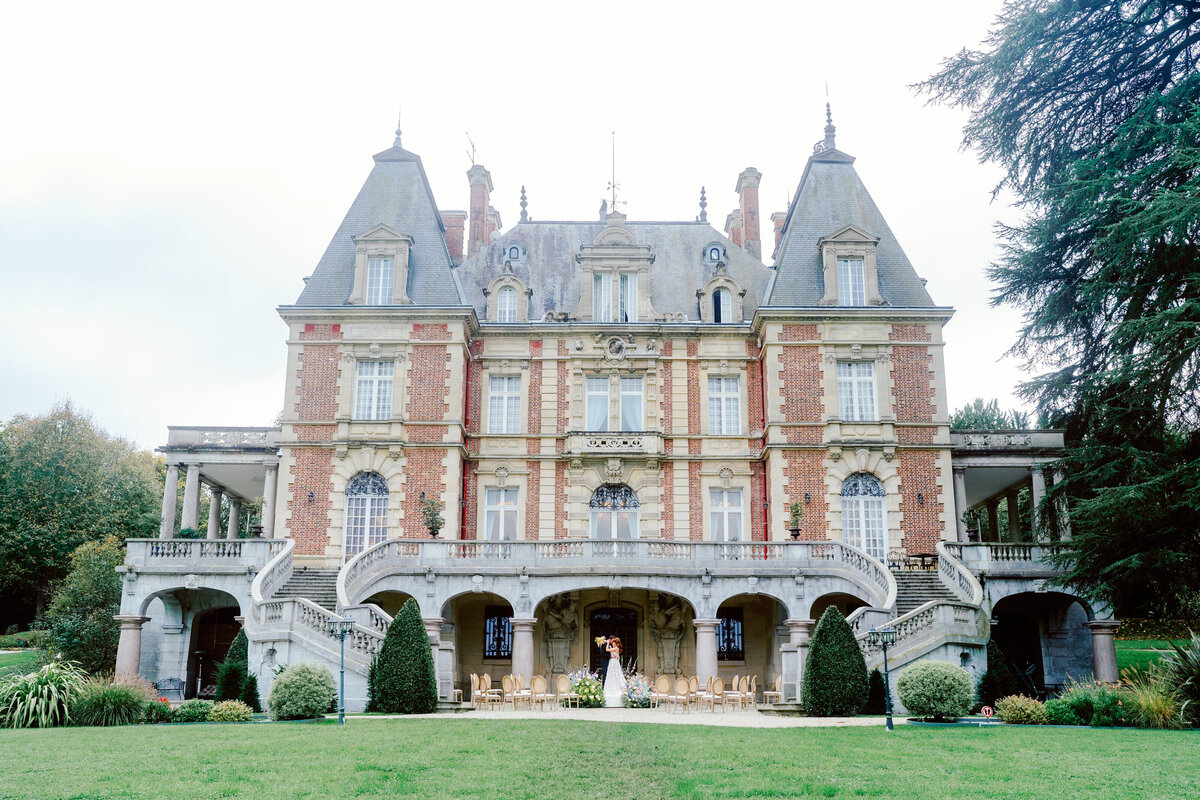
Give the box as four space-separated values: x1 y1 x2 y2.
619 377 643 431
707 376 740 435
717 607 745 661
619 273 638 322
589 484 639 539
837 258 865 306
483 606 512 659
366 257 395 305
713 288 732 323
354 360 395 420
709 488 744 541
586 377 609 431
837 361 877 421
484 488 519 540
488 376 521 434
842 473 886 560
344 472 388 558
497 286 517 322
593 273 612 322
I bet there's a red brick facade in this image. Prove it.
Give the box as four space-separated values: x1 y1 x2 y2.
889 324 931 343
750 461 765 541
897 450 944 554
782 450 829 540
779 346 822 422
462 461 478 540
780 323 819 342
411 323 452 341
286 447 334 555
554 461 568 539
891 346 935 423
406 346 450 422
746 339 763 447
688 462 702 540
525 461 540 540
400 448 447 538
660 461 674 540
292 425 334 442
295 344 341 421
896 426 936 445
528 340 542 436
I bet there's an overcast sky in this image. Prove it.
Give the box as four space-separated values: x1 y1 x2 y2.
0 0 1027 449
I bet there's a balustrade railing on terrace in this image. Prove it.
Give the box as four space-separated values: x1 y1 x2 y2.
252 595 383 664
943 542 1070 572
125 538 287 566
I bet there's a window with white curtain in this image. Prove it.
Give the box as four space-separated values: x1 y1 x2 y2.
837 361 877 421
619 273 638 322
366 257 395 305
589 484 639 539
354 360 395 420
488 376 521 434
709 488 744 541
707 376 740 435
593 273 612 322
344 472 388 558
484 488 519 541
841 473 886 559
586 377 609 431
496 286 516 322
619 377 643 431
837 258 865 306
713 288 732 323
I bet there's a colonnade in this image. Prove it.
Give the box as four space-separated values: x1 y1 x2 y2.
952 464 1072 544
158 460 280 539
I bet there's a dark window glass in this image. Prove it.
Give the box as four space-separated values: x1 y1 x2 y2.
717 607 744 661
484 606 512 659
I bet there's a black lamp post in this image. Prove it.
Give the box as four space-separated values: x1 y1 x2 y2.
867 626 898 731
326 617 357 725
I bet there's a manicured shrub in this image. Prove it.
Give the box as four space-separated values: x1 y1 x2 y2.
268 663 335 721
143 697 174 724
0 660 88 728
1158 631 1200 726
864 668 889 715
1043 698 1084 726
801 607 869 716
172 699 214 723
71 678 153 726
976 640 1024 708
896 661 974 721
239 673 262 713
214 660 248 703
1090 690 1129 727
365 598 437 714
1058 679 1129 727
1121 670 1182 729
994 694 1047 724
225 630 249 666
208 700 253 722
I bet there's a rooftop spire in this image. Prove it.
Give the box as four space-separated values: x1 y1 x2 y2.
393 108 403 148
823 101 836 151
697 186 708 223
519 185 529 223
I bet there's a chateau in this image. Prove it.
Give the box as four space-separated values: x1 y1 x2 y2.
114 112 1119 710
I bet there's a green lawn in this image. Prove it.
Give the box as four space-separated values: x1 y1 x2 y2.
0 650 38 677
1 718 1197 799
1116 639 1187 674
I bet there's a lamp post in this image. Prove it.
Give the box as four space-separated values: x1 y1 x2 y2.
867 626 898 731
326 617 357 725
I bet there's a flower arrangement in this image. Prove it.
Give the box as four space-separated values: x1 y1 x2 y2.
567 667 604 708
594 636 607 647
622 671 654 708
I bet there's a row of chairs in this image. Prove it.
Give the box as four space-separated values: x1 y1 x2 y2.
468 672 784 711
653 675 769 713
469 673 576 711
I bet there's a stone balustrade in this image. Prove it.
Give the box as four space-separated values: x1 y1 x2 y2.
565 431 662 456
124 538 286 569
943 542 1069 575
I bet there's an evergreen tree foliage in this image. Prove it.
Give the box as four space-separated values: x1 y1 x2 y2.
977 640 1026 708
43 536 124 673
919 2 1200 614
214 629 259 711
238 673 262 714
214 660 247 703
225 629 248 666
801 607 869 716
950 398 1031 430
864 668 889 715
366 598 437 714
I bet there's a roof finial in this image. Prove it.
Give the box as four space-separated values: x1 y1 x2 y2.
823 93 836 151
519 185 529 223
697 186 708 223
393 108 403 148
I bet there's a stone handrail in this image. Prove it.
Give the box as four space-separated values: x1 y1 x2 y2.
340 603 392 634
251 537 295 605
846 606 893 634
125 538 286 566
943 542 1070 573
935 541 984 606
253 596 383 663
856 599 984 662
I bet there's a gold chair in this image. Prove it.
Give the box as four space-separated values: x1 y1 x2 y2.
514 673 532 709
669 676 691 713
480 673 502 709
530 675 549 711
762 674 783 705
556 674 580 708
707 677 727 712
744 675 757 710
651 675 671 709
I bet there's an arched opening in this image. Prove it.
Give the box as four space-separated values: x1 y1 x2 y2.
991 592 1095 695
497 286 517 322
345 472 389 559
808 592 870 622
589 484 638 539
441 592 515 698
716 593 789 689
841 473 886 559
188 606 240 699
364 590 417 618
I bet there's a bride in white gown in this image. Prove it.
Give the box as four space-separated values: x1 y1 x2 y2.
601 636 627 708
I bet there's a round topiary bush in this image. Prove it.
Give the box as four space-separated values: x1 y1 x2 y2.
208 700 253 722
172 699 214 723
896 661 974 721
268 662 335 721
994 694 1047 725
801 606 869 716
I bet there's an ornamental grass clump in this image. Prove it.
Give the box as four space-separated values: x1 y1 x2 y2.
365 599 437 714
208 700 253 722
0 660 88 728
896 661 974 721
801 607 869 716
172 699 214 723
994 694 1047 725
1158 631 1200 727
268 663 335 721
71 678 154 727
1121 669 1183 729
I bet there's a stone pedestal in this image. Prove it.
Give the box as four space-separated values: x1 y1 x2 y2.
114 615 149 677
1084 620 1121 683
693 619 720 688
510 618 537 684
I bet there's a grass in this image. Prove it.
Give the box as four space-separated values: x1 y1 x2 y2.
1 718 1197 799
1116 639 1188 674
0 650 39 677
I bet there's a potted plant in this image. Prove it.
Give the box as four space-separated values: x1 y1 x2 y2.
788 501 804 540
421 495 445 539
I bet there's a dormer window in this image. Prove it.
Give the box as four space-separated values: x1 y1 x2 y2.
713 288 732 323
485 273 530 322
497 286 517 322
709 246 721 261
817 225 883 307
348 225 413 306
703 242 726 266
837 258 865 306
366 257 395 305
508 245 520 260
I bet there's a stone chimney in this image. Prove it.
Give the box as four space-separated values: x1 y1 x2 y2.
467 165 493 257
770 211 787 261
724 210 743 247
440 210 466 265
736 167 762 260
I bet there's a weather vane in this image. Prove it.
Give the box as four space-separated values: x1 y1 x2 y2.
606 131 625 212
466 133 477 167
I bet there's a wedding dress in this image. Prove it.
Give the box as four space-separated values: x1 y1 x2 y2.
603 649 627 708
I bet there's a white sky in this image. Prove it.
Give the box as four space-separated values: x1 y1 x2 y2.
0 0 1029 448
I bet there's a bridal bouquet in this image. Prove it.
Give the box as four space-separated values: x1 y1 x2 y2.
594 636 607 646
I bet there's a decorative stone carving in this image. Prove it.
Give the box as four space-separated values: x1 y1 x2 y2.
183 574 201 589
543 595 578 674
959 433 1034 448
648 594 686 675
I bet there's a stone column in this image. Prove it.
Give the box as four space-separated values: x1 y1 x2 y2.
180 464 201 532
986 500 1000 543
114 615 149 677
1053 468 1072 542
510 618 537 686
261 462 279 538
1084 620 1121 683
159 465 179 538
1030 467 1047 541
952 467 969 543
693 618 720 688
785 618 815 702
226 498 241 540
1006 491 1022 543
206 488 223 540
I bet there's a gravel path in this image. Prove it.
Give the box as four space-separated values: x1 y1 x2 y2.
355 708 897 728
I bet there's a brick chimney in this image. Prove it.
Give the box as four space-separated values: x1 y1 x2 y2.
467 165 493 257
770 211 787 261
440 210 466 265
736 167 762 260
724 210 743 247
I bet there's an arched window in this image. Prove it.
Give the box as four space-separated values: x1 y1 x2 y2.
345 472 388 558
713 288 732 323
589 484 639 539
841 473 885 560
497 286 517 322
709 246 721 262
508 245 520 261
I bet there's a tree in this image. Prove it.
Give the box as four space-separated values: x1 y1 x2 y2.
366 598 437 714
214 630 261 711
42 536 124 673
801 606 869 716
0 403 160 627
919 2 1200 615
864 668 889 715
950 398 1031 430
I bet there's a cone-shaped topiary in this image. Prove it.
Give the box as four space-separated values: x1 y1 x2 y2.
864 668 889 714
801 606 869 716
366 598 438 714
214 660 248 702
238 673 262 713
225 629 249 666
976 640 1024 708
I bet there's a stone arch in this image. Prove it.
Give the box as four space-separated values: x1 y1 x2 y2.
364 589 417 618
441 590 517 691
138 585 243 619
697 274 746 324
825 452 901 555
593 225 638 247
808 591 871 622
991 591 1097 692
713 592 790 686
